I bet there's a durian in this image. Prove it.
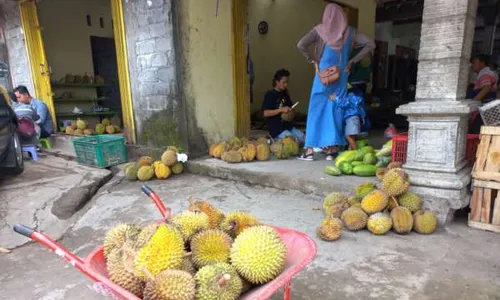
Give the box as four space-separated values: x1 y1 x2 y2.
219 211 260 238
347 195 360 207
341 207 368 231
161 149 177 167
188 199 225 229
230 225 286 284
180 257 196 275
102 118 111 127
172 211 210 241
255 143 271 161
107 246 145 297
212 143 226 158
190 229 232 268
134 224 185 279
361 190 389 214
70 120 77 130
137 156 154 167
238 144 257 162
367 212 392 235
154 162 171 179
105 125 115 134
65 126 74 134
171 162 184 174
413 210 437 234
229 137 243 149
143 269 195 300
376 168 388 181
325 203 345 218
113 125 121 133
381 168 410 197
124 163 139 181
76 118 87 130
316 217 343 241
391 206 413 234
388 162 403 169
355 182 376 200
74 128 84 135
137 166 155 181
195 263 242 300
221 150 243 163
83 129 94 135
103 223 141 258
323 192 347 213
95 123 105 134
398 192 422 213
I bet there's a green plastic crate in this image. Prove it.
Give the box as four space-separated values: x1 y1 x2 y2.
72 135 127 168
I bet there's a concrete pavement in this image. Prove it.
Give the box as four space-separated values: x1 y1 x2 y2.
1 173 500 300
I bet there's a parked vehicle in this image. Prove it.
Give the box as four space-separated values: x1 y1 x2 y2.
0 85 23 175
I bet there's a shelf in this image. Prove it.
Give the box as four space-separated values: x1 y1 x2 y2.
51 83 107 88
53 98 111 102
56 110 119 117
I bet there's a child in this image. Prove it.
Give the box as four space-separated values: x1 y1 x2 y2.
342 91 366 150
12 100 41 141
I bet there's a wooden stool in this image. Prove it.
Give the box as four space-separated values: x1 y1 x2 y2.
40 137 52 149
22 145 39 161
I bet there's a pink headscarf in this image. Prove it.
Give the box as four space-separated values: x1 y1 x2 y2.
315 3 348 50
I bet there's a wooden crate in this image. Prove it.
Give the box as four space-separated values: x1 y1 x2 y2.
469 180 500 233
472 126 500 182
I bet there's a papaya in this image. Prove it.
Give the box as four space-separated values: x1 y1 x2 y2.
324 165 341 176
363 153 377 165
352 165 377 177
339 161 354 175
352 161 364 167
356 139 370 149
353 150 365 161
360 146 375 154
335 150 358 168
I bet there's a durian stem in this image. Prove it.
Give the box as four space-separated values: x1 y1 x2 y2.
217 274 231 289
391 196 399 207
141 267 155 281
183 252 193 258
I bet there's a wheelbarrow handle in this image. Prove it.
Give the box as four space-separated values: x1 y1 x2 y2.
12 224 97 282
141 185 172 221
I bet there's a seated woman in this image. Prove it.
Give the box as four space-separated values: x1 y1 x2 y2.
261 69 305 144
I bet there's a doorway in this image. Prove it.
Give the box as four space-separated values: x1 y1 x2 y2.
19 0 135 143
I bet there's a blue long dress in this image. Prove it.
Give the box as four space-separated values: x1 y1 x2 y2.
305 28 353 148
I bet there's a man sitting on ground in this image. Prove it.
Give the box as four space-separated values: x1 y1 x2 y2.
14 85 54 138
261 69 305 144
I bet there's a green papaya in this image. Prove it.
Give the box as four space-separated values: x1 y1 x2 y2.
363 153 377 165
352 161 364 166
353 150 365 161
356 139 370 149
360 146 375 154
339 161 354 175
324 165 341 176
352 165 378 177
335 150 358 168
375 146 392 157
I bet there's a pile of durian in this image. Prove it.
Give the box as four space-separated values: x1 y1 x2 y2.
103 199 287 299
208 136 300 163
64 117 122 136
317 163 438 241
125 146 187 181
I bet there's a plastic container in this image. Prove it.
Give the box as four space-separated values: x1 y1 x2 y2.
72 135 127 168
479 99 500 126
391 133 480 166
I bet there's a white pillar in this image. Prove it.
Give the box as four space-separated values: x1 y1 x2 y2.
396 0 478 225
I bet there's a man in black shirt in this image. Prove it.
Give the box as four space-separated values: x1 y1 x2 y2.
261 69 305 144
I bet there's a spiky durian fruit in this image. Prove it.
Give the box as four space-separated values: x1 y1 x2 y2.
137 156 154 167
413 210 437 234
341 207 368 231
134 224 185 279
107 246 145 297
103 224 141 258
381 168 410 197
391 206 413 234
143 270 195 300
316 217 343 241
172 211 210 241
398 192 422 213
195 263 243 300
376 168 388 181
190 229 232 268
355 182 376 200
325 203 346 218
347 195 360 207
230 225 286 284
188 199 225 229
322 192 347 212
367 212 392 235
361 190 389 215
219 211 260 238
180 257 197 275
388 162 403 169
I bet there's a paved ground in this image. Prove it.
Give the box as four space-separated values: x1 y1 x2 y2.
1 173 500 300
0 155 111 249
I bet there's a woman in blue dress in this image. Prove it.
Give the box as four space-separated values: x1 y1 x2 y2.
297 3 375 161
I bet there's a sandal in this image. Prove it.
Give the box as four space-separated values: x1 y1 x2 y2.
325 152 338 161
298 151 314 161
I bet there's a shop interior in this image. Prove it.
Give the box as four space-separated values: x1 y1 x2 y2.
248 0 498 135
37 0 122 134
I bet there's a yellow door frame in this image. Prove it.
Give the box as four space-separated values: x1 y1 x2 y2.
19 0 136 143
231 0 250 138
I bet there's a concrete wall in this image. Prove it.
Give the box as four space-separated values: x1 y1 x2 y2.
248 0 376 114
1 0 34 94
177 0 234 145
122 0 187 148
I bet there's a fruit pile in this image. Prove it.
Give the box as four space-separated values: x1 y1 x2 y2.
209 136 300 163
317 164 438 241
64 118 122 136
324 139 393 177
124 147 187 181
103 200 287 299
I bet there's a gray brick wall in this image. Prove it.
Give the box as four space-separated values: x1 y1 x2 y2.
1 1 34 94
122 0 187 148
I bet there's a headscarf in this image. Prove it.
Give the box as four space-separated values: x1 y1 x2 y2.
314 3 348 50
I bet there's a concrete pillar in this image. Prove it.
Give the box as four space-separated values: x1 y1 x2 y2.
396 0 478 225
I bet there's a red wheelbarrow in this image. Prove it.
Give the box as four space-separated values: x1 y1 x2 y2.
13 185 317 300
